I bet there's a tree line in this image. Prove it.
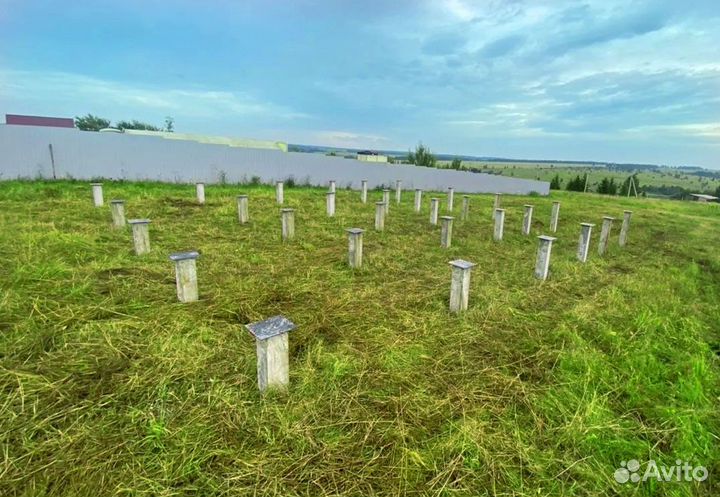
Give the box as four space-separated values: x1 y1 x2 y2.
407 142 667 197
550 173 642 195
406 143 649 197
74 113 175 132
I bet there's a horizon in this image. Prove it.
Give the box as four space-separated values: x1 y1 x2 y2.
1 1 719 169
287 143 706 169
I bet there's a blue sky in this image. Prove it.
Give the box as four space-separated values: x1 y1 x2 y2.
1 0 719 167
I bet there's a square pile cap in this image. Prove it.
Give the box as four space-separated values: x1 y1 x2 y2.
246 315 297 340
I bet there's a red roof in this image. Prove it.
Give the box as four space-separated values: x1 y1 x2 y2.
6 114 75 128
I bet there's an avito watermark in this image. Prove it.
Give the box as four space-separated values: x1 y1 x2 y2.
614 459 708 484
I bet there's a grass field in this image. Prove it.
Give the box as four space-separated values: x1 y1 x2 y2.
437 161 720 194
1 180 719 496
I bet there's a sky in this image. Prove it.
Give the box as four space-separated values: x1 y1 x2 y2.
0 0 719 167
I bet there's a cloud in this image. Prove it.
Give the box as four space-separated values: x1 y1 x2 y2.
442 0 477 22
422 32 467 56
623 123 720 139
476 34 526 58
538 69 720 133
0 69 310 121
539 5 670 58
2 0 720 166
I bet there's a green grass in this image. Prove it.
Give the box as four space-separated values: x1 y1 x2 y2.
437 161 720 194
1 180 718 496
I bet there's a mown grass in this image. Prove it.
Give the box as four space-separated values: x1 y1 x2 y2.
1 180 718 496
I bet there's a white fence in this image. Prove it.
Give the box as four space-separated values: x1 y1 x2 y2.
0 125 549 195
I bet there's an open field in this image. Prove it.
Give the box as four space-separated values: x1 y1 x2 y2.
292 145 719 194
1 180 719 496
438 161 720 194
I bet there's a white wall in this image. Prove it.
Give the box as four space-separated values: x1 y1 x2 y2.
0 125 549 195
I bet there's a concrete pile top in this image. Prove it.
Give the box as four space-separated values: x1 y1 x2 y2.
246 315 297 340
169 251 200 261
449 259 476 270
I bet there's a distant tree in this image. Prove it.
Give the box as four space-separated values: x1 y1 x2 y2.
608 178 618 195
597 178 609 194
566 174 586 192
715 184 720 197
387 156 396 164
450 158 462 170
597 177 618 195
116 119 162 131
407 142 436 168
550 174 562 190
566 175 576 191
164 116 175 133
74 113 111 131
